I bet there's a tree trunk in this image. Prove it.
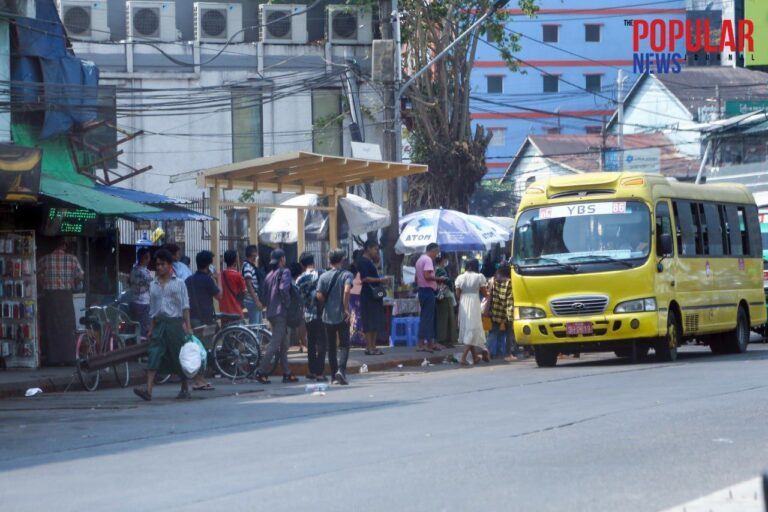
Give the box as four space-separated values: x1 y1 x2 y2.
406 125 491 213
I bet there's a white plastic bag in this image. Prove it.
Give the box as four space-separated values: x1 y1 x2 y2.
179 340 202 378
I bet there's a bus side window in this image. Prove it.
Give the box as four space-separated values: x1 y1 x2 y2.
673 200 696 257
656 201 673 257
726 205 744 256
745 204 761 257
704 203 723 256
718 204 731 255
696 203 709 255
737 206 750 255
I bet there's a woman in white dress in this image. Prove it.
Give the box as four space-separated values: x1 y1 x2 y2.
455 259 490 366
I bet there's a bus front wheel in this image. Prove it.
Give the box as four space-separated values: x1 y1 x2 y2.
655 313 679 362
534 346 558 368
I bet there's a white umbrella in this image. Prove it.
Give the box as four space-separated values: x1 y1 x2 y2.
259 194 325 245
339 193 391 235
260 193 390 244
488 216 516 231
396 209 511 255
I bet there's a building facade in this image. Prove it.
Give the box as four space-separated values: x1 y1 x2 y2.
61 0 388 200
470 0 689 180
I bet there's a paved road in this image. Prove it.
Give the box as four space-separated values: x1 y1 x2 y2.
2 344 768 512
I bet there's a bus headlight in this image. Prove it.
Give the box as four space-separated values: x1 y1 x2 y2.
516 307 546 319
614 298 657 313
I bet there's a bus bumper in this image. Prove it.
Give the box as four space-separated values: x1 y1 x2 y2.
514 312 661 347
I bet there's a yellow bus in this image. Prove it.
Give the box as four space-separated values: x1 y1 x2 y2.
511 172 766 367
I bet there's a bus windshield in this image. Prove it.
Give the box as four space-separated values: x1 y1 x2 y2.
513 200 651 271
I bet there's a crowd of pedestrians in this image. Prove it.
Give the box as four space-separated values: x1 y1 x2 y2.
128 239 521 400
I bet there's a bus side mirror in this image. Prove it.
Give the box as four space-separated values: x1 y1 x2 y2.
660 233 673 257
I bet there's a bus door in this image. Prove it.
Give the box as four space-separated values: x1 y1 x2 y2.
655 200 676 333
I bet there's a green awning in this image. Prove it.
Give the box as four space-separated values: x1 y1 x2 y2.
40 176 161 215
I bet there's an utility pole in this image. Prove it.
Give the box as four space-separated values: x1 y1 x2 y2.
379 0 401 279
381 0 509 279
616 69 625 153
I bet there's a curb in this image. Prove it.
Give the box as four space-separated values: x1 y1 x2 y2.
0 353 451 399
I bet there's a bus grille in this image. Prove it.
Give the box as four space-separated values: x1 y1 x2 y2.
550 296 608 316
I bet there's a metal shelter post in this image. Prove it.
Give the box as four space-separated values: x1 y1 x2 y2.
248 205 259 245
328 193 338 248
210 183 221 270
297 208 305 255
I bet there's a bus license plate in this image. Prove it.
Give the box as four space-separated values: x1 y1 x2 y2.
566 322 593 336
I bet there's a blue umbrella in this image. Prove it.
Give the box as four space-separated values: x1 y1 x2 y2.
396 209 506 254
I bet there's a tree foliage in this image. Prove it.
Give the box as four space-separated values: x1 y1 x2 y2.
397 0 539 213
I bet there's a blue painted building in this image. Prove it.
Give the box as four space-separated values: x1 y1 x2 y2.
471 0 687 179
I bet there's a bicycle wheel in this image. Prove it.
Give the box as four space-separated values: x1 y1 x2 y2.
110 336 131 388
75 332 100 392
212 326 262 379
252 328 277 376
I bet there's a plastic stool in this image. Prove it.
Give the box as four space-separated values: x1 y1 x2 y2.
390 316 419 347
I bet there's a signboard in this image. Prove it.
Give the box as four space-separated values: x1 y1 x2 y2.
0 143 41 203
42 207 98 236
604 148 661 173
725 100 768 117
351 142 382 161
539 202 627 220
745 0 768 66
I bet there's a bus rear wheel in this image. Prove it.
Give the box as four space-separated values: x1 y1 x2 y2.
534 346 558 368
655 313 679 362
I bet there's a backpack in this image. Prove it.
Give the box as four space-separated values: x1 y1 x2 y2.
286 282 303 328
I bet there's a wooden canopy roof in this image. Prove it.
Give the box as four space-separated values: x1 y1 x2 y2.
197 151 427 195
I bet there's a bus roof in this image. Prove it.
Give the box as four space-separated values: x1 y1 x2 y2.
520 172 755 211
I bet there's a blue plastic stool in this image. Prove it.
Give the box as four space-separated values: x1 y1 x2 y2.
390 316 420 347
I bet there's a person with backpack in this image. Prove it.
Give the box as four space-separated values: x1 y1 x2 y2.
296 252 326 380
241 245 266 325
316 249 354 385
255 249 299 384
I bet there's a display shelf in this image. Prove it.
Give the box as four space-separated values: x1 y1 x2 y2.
0 231 38 368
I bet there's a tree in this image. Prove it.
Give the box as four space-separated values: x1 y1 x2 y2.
398 0 539 213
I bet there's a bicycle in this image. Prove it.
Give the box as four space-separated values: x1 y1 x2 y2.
208 313 271 379
75 304 134 391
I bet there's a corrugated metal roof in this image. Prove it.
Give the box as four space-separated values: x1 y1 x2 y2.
95 185 191 205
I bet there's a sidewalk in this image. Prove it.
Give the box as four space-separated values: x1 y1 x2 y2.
0 346 459 398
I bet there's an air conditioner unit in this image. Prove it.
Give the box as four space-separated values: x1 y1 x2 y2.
56 1 110 41
194 2 243 43
326 5 372 45
258 3 307 44
0 0 35 17
126 1 177 42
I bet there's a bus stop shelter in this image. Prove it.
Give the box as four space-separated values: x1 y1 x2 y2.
196 151 427 265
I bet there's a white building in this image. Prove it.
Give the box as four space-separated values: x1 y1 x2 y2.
62 0 387 197
607 67 768 191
